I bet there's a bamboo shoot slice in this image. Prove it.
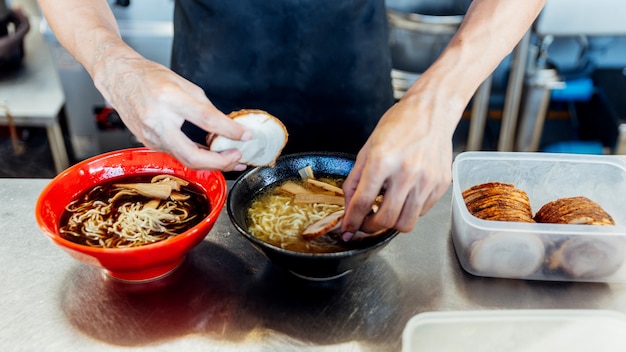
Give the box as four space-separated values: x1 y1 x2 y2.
113 183 172 200
293 194 345 206
306 178 344 195
279 181 313 195
302 210 345 240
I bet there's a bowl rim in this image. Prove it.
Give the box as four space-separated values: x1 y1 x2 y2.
227 152 400 258
35 147 228 254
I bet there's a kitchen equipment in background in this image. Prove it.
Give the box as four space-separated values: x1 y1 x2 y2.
386 0 470 99
535 0 626 36
0 1 7 19
1 2 69 175
385 0 494 153
41 0 174 160
0 0 29 71
594 68 626 154
513 0 626 154
515 70 565 152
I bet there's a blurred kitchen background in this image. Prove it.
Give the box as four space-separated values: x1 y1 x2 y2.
1 0 626 178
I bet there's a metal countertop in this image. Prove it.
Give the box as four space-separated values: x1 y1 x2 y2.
2 178 626 351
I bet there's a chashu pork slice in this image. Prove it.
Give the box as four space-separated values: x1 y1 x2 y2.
301 210 345 240
462 182 534 223
301 210 392 241
208 109 288 167
534 196 615 225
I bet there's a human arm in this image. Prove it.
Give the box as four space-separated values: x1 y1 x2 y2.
37 0 250 170
342 0 547 237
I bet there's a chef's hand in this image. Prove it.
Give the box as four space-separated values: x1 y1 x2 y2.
38 0 250 170
341 76 462 237
94 55 251 171
340 0 546 237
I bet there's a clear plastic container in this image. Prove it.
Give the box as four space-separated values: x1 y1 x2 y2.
403 310 626 352
452 152 626 282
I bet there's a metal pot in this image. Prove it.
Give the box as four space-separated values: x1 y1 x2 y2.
0 2 30 72
0 1 9 21
387 0 470 74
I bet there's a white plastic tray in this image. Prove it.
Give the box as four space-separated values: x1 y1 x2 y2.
403 310 626 352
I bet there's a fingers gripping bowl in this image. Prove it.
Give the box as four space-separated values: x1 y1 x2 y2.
35 148 228 282
227 152 399 281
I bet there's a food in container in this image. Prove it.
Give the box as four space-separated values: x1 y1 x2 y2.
468 231 546 277
451 151 626 282
534 196 614 225
462 182 534 222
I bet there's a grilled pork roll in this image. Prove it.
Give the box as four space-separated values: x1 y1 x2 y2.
462 182 535 223
469 232 545 277
536 196 621 279
547 235 625 279
534 196 615 225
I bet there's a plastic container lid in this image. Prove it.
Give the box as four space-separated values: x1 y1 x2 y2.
403 310 626 352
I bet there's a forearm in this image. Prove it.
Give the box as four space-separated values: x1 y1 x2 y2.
37 0 142 95
404 0 546 130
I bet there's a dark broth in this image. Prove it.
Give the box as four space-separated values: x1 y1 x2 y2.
59 174 210 247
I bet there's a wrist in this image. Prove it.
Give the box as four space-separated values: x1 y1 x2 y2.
412 39 491 104
401 62 471 139
90 39 142 101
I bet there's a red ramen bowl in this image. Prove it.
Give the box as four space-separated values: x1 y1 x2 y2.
35 148 227 282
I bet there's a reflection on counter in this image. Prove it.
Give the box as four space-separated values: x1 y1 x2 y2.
60 241 408 350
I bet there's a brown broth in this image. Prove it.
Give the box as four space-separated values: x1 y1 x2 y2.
246 176 362 253
59 174 210 247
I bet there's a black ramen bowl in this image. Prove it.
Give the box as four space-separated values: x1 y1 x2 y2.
227 152 399 281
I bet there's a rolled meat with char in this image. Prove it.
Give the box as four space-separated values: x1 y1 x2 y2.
536 196 623 279
534 196 614 225
462 182 535 223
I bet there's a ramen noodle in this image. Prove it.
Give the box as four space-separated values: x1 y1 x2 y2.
247 177 347 253
59 174 209 248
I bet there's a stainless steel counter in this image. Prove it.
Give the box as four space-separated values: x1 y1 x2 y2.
2 178 626 351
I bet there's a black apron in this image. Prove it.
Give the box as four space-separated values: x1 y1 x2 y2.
173 0 394 155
